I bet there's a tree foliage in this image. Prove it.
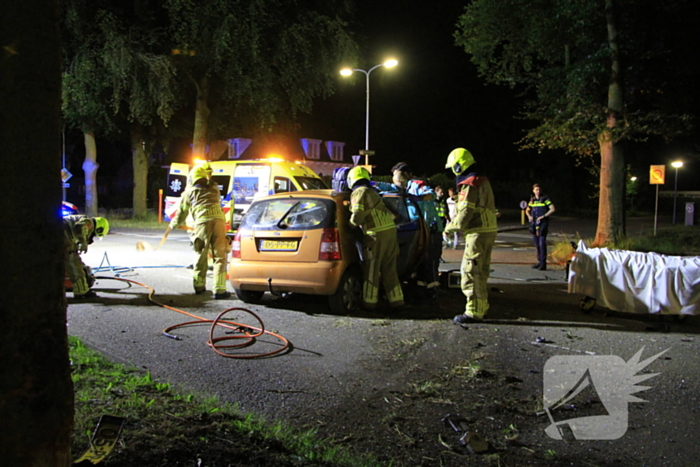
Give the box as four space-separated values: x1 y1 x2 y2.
164 0 358 157
456 0 694 157
455 0 697 243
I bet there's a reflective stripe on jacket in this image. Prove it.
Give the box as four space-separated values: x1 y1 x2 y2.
447 175 497 234
170 180 225 228
350 186 395 234
528 196 553 219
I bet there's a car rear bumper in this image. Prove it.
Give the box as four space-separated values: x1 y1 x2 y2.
229 260 346 295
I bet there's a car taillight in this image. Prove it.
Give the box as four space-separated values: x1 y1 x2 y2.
231 231 241 259
319 228 341 261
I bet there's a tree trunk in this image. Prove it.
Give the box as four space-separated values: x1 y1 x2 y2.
82 128 100 216
131 123 149 219
0 0 74 465
192 76 211 160
593 0 625 246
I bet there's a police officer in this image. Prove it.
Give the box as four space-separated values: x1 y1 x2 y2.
526 183 556 270
347 166 404 310
64 215 109 298
169 163 230 299
443 148 498 324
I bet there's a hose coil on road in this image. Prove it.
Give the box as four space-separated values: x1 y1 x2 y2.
95 276 291 359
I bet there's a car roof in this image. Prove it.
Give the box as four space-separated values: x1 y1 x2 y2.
254 189 345 200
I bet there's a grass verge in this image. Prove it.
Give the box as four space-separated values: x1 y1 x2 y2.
549 225 700 265
103 209 167 230
70 336 382 467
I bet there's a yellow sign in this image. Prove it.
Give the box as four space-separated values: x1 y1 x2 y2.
650 165 665 185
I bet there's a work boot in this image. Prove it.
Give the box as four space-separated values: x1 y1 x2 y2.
538 264 547 271
75 290 98 299
453 314 482 326
531 264 541 269
214 291 231 300
194 286 205 295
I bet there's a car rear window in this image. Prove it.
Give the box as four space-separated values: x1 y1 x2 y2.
295 176 327 190
241 197 334 231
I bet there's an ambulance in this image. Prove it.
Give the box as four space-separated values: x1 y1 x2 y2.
164 159 326 235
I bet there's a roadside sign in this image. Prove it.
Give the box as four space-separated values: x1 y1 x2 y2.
352 155 361 166
61 168 72 182
650 165 665 184
519 200 528 210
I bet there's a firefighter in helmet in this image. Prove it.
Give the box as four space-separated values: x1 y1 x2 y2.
443 148 498 324
64 215 109 298
347 166 404 310
169 162 231 299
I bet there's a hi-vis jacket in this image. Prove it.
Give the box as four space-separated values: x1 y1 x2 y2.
349 186 395 235
170 180 225 228
445 174 497 235
64 214 94 253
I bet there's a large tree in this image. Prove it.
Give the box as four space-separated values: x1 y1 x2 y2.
165 0 358 160
62 0 121 216
1 0 74 465
456 0 695 245
100 2 180 219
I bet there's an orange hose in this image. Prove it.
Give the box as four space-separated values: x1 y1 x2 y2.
99 277 290 359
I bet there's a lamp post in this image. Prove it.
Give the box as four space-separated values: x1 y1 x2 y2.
629 176 637 211
671 160 683 224
340 59 398 166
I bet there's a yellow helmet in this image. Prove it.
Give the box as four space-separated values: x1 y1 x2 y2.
445 148 476 175
93 217 109 237
191 165 211 182
346 166 371 190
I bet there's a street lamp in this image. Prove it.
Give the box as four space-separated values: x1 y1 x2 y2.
340 59 398 166
629 176 637 211
671 160 683 224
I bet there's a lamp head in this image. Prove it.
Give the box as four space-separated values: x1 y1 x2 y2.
383 59 398 68
671 161 683 169
340 68 353 76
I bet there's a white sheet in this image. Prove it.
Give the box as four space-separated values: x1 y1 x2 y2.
567 240 700 315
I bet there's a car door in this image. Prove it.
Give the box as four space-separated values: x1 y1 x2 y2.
381 193 428 279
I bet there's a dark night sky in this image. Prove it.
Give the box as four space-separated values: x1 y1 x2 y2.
65 0 697 210
298 0 527 178
297 0 699 203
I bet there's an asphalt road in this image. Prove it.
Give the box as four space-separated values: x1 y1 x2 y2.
67 217 700 466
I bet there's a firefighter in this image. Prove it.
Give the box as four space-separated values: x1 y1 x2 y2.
64 215 109 298
347 166 404 310
443 148 498 324
169 163 231 299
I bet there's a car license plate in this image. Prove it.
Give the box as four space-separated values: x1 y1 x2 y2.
260 239 298 251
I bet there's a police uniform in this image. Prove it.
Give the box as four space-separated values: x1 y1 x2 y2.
349 185 404 309
527 194 554 269
170 177 229 296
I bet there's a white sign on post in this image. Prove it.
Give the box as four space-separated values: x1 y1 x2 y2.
351 155 361 166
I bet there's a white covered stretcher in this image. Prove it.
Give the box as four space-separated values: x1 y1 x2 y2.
568 241 700 315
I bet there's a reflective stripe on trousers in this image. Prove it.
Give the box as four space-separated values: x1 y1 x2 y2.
460 231 497 319
192 219 229 293
361 229 403 307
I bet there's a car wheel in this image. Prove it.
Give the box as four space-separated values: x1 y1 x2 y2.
234 288 264 304
328 268 362 314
